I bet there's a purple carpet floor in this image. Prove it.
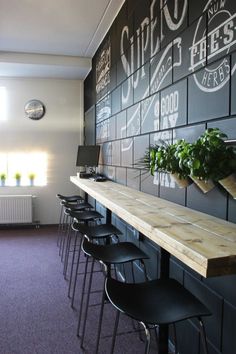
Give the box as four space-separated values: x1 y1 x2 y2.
0 226 169 354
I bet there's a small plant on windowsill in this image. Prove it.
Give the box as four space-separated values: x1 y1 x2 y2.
0 173 6 187
14 172 21 186
28 173 36 186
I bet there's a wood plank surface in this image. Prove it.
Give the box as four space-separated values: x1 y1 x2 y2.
71 176 236 278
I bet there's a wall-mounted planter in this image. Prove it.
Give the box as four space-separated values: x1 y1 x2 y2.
218 173 236 199
170 173 192 188
191 177 215 194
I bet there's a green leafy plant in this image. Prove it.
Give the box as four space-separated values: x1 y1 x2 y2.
145 140 191 179
0 173 6 181
136 145 159 176
14 172 21 181
28 173 35 180
179 128 236 181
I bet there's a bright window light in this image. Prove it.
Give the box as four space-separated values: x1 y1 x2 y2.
0 87 7 121
0 152 47 186
0 153 7 175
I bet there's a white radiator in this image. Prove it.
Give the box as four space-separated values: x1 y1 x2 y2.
0 195 33 224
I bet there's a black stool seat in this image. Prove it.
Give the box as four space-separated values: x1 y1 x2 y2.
57 194 83 202
63 202 93 211
73 223 122 238
82 238 148 264
106 277 211 325
77 237 149 352
70 210 103 221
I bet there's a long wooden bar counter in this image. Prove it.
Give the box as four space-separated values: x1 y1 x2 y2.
71 176 236 278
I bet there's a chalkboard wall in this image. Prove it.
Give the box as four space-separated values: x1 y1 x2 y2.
84 1 236 353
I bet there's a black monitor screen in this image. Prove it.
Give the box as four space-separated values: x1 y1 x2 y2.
76 145 100 167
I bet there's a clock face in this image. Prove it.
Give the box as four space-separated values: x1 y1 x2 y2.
25 100 45 120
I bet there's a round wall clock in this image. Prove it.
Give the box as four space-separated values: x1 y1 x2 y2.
25 99 45 120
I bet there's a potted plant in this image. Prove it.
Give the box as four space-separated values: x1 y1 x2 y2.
165 140 192 188
0 173 6 187
28 173 36 186
178 130 217 193
204 129 236 198
14 172 21 186
142 141 191 188
178 128 236 194
136 145 159 174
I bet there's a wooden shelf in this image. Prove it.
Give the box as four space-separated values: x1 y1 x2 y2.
71 176 236 278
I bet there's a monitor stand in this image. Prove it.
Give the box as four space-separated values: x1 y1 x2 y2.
79 167 96 179
79 171 93 179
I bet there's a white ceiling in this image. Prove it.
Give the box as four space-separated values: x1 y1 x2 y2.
0 0 124 79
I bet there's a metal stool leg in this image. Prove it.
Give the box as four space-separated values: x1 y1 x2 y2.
95 276 107 354
80 258 95 347
59 211 67 256
199 318 209 354
140 322 151 354
110 310 120 354
63 221 73 278
57 203 63 246
71 234 84 307
76 256 90 336
68 230 81 298
173 323 178 354
60 214 70 262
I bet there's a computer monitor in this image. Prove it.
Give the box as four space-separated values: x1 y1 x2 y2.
76 145 100 167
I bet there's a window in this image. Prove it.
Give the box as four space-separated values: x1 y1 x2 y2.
0 87 7 121
0 152 47 186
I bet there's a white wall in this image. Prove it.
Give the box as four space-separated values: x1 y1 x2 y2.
0 77 84 224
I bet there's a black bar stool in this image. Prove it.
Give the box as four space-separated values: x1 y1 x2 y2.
68 222 123 305
62 203 94 276
59 204 88 260
105 277 211 354
78 236 149 353
62 209 103 278
56 194 84 247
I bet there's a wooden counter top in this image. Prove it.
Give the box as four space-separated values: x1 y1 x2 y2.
71 176 236 278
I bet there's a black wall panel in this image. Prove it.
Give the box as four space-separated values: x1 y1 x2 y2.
133 63 150 103
141 173 159 196
160 79 187 129
222 302 236 354
150 45 173 93
83 0 236 353
161 0 188 49
159 172 186 205
127 168 141 190
173 14 207 82
111 86 121 115
141 92 160 133
186 183 227 219
127 103 141 137
108 115 116 141
121 77 134 109
84 70 95 112
115 166 127 185
231 53 236 114
116 110 127 139
188 57 230 124
121 138 133 167
188 0 209 24
111 140 121 166
185 272 223 351
133 134 149 167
